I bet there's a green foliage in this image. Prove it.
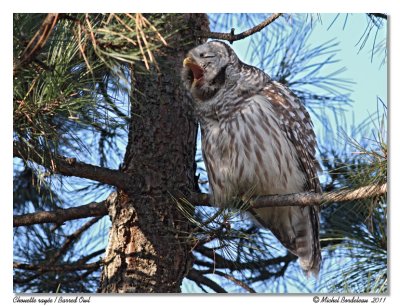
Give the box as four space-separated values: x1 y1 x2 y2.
13 13 168 163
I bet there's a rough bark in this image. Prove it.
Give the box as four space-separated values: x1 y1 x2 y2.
99 14 209 293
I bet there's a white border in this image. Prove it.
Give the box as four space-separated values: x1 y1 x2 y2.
2 1 398 305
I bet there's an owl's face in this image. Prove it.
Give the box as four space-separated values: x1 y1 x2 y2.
182 41 235 101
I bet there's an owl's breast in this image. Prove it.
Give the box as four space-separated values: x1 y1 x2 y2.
201 99 306 206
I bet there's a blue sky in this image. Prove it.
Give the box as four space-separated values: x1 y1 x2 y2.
318 14 387 120
308 14 387 142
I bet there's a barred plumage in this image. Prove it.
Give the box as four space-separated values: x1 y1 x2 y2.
182 40 322 275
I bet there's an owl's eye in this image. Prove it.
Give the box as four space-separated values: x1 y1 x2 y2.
200 53 215 59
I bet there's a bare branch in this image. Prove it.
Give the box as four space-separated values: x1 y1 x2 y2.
188 183 387 208
196 13 283 44
13 261 101 273
13 200 108 227
14 143 130 190
251 183 387 208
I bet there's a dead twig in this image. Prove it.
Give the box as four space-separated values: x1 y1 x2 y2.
196 13 283 44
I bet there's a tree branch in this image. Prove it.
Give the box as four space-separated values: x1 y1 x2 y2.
196 13 283 44
188 183 387 208
76 249 106 264
13 261 101 273
209 270 256 293
194 245 296 272
13 249 105 284
251 183 387 208
13 200 108 227
186 269 227 293
49 217 102 264
14 183 386 228
246 258 292 282
14 143 130 190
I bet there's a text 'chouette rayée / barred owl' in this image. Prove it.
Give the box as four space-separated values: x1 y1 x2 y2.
181 40 322 276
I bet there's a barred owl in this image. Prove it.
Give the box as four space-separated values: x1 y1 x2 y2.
182 40 322 275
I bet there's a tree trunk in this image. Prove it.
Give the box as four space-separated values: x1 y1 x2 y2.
100 14 209 293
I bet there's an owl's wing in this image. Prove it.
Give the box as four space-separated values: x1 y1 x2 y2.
247 82 322 275
262 81 322 194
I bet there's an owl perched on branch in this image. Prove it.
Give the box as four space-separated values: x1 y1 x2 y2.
182 40 322 276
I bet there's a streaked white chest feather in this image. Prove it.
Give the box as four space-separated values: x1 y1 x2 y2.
202 95 306 205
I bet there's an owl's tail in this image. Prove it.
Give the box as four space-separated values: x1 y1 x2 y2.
250 206 321 277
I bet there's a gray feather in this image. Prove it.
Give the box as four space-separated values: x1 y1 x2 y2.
182 40 322 276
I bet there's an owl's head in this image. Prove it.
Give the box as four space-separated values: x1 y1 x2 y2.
182 41 239 101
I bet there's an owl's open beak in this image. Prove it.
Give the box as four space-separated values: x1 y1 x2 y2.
183 57 204 81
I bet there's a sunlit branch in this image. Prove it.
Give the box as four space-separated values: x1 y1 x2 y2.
251 183 387 208
188 183 387 208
